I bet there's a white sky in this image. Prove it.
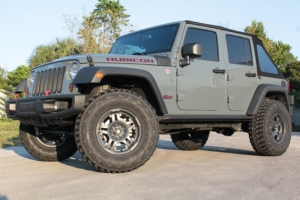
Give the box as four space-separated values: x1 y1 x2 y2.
0 0 299 71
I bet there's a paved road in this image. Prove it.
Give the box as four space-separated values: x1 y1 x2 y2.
1 132 300 200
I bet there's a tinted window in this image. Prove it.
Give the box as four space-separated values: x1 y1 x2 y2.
257 45 278 74
226 35 253 65
110 24 179 55
184 28 219 61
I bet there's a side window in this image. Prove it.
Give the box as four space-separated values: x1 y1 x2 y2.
257 45 278 74
183 28 219 61
226 35 253 65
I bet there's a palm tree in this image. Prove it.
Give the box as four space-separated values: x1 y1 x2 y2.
29 38 80 69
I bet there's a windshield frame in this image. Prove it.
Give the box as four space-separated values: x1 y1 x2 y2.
109 23 180 55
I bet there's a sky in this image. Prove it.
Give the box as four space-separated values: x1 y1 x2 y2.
0 0 299 72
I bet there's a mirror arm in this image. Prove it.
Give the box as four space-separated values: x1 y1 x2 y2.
179 55 190 67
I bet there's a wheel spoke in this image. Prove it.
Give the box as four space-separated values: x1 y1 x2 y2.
99 130 108 135
116 113 122 121
271 131 277 140
126 135 134 143
111 141 118 150
123 140 131 147
107 139 113 148
127 125 136 131
101 124 108 129
125 119 133 126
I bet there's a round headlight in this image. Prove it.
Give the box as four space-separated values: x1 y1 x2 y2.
70 63 79 80
29 71 36 86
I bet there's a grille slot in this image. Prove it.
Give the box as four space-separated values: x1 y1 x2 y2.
32 67 66 96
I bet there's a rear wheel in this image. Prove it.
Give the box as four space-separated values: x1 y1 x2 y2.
171 131 210 151
20 123 77 161
248 100 291 156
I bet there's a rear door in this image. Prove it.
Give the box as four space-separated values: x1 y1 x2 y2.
176 25 226 111
223 32 258 111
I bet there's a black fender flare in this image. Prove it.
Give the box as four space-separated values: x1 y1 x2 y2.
72 66 168 114
246 84 290 115
14 78 27 93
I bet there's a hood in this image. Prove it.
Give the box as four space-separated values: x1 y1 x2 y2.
52 54 171 67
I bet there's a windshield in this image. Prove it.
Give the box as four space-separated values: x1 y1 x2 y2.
110 23 179 55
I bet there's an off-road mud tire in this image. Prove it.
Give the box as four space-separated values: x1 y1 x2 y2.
20 123 78 161
171 131 210 151
75 89 159 173
248 99 291 156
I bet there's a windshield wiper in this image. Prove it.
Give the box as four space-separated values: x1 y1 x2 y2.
132 52 147 55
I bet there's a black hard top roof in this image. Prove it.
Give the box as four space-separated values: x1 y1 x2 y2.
185 20 253 37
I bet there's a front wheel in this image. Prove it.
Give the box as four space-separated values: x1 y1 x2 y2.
75 89 159 173
20 123 77 161
248 100 292 156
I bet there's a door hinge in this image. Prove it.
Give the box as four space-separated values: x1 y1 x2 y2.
176 69 185 76
227 74 234 81
228 96 234 103
177 94 185 101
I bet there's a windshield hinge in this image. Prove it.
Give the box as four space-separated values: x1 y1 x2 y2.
87 55 94 66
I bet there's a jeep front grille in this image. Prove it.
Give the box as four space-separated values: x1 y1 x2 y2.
32 67 66 96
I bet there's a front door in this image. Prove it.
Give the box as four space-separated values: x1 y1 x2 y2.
176 25 226 111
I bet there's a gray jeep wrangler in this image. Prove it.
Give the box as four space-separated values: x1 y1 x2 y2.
6 21 294 173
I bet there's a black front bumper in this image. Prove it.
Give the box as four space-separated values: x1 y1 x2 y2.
6 94 86 126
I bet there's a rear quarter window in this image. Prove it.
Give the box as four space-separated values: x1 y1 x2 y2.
257 45 278 74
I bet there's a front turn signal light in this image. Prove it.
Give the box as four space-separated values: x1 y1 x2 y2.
96 72 103 79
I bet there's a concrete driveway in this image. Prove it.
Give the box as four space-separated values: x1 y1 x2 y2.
1 132 300 200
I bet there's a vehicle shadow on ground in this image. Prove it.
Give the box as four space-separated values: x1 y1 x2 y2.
59 153 98 172
2 147 98 172
0 194 8 200
157 140 257 156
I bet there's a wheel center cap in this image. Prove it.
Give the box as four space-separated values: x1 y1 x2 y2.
108 122 128 140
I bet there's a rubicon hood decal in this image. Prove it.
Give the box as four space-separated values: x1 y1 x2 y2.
106 57 155 64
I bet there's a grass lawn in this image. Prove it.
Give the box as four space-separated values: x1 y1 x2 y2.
0 120 21 148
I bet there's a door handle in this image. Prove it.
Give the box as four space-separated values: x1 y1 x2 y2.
245 73 256 77
213 69 226 74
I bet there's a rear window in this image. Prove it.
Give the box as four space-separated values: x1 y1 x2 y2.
226 35 253 65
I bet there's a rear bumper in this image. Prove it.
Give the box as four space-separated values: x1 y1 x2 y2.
6 94 86 120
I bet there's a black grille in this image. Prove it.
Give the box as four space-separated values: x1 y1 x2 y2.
32 67 66 96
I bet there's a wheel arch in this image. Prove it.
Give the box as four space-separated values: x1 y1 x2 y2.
72 66 168 115
247 84 290 115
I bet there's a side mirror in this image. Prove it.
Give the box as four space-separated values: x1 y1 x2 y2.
180 43 202 67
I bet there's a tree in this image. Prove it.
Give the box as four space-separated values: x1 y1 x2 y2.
0 66 8 91
28 38 79 69
6 65 30 93
283 61 300 106
91 0 130 53
245 20 297 70
64 0 131 54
